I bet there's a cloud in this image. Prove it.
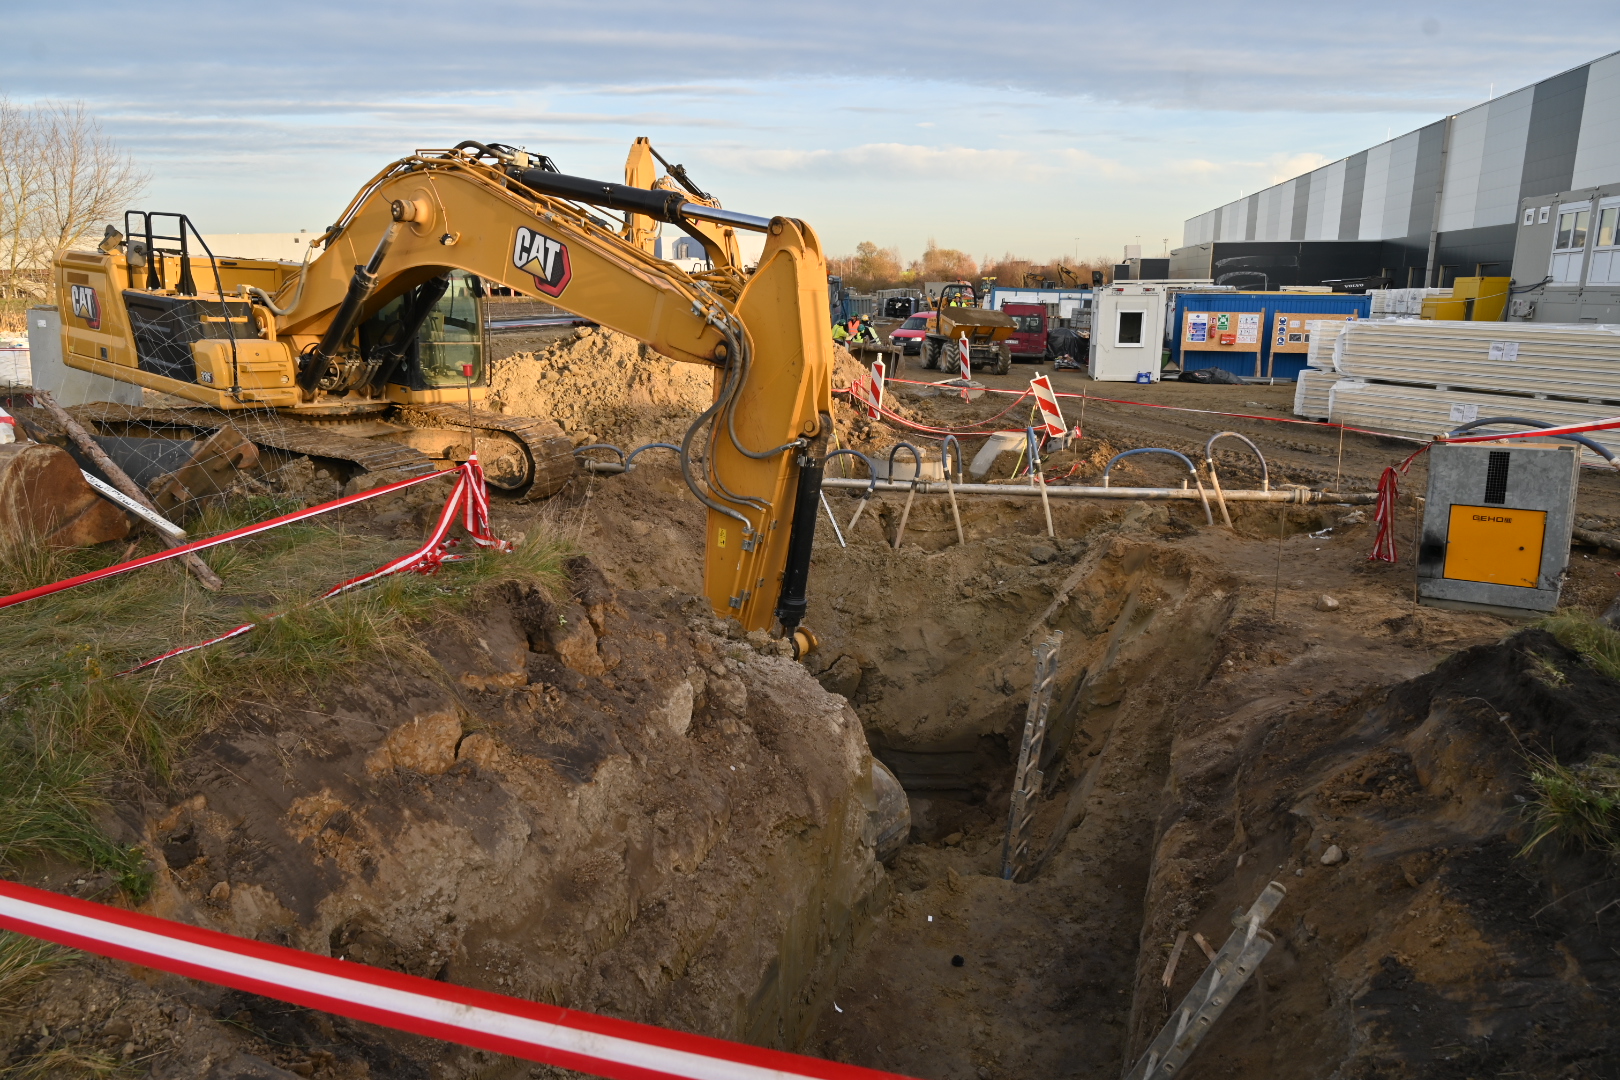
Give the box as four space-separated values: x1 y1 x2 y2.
2 1 1604 117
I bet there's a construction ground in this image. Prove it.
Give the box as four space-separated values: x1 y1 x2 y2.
4 315 1620 1079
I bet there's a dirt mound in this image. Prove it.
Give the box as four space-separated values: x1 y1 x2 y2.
488 326 713 448
1 563 889 1077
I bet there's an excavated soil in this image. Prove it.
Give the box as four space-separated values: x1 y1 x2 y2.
488 338 1620 1079
15 329 1620 1079
3 560 888 1078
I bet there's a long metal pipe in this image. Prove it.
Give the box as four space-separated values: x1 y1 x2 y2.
580 459 1375 503
817 478 1376 503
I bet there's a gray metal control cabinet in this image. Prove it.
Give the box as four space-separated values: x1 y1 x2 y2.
1417 442 1577 617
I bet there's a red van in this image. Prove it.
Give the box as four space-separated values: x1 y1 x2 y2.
1003 302 1050 361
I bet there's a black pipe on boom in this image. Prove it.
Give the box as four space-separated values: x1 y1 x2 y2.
773 422 829 644
510 169 688 224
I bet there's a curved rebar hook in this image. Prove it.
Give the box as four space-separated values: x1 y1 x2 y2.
1447 417 1618 467
888 442 924 482
1101 447 1213 525
1100 447 1199 487
888 442 924 551
940 435 966 545
823 449 877 499
940 434 964 484
1205 431 1270 491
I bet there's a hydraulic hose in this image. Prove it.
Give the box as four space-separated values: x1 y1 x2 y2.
298 223 400 393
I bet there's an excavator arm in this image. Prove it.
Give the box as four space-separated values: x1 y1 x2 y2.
280 144 833 644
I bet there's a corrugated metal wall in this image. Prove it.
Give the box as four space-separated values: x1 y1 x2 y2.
1170 293 1371 381
1181 50 1620 279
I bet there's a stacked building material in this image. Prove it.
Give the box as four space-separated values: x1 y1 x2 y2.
1291 367 1339 420
1326 380 1620 466
1367 288 1451 316
1333 320 1620 402
1303 320 1355 369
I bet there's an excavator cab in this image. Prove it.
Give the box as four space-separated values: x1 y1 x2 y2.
358 271 486 392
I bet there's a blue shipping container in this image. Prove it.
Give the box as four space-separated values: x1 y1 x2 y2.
1170 293 1371 382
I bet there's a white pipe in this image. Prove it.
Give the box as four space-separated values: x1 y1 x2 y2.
80 470 187 539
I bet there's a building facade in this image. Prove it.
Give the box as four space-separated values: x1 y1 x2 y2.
1179 51 1620 289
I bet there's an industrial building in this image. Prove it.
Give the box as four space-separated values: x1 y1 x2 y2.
1174 50 1620 315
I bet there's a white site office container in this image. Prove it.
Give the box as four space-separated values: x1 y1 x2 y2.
1089 284 1167 382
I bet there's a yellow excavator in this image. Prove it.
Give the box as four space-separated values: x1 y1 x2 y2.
35 141 833 649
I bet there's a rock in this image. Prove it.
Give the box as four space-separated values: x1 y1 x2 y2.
100 1017 133 1042
946 867 963 893
943 832 964 847
1315 594 1340 611
817 655 863 700
208 881 232 901
546 603 606 676
654 680 695 736
1028 543 1058 564
366 709 463 776
1321 844 1344 866
456 732 499 768
708 673 748 717
1295 868 1305 877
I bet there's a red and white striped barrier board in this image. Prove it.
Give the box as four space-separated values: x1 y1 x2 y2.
867 358 886 420
1028 374 1067 437
957 335 971 383
0 880 914 1080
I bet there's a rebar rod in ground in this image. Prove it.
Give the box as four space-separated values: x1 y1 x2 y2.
34 391 223 590
1125 881 1287 1080
1001 634 1062 881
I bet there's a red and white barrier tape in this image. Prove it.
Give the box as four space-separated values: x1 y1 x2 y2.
0 880 912 1080
117 458 508 674
0 463 462 611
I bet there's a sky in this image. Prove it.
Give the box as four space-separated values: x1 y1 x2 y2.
4 2 1612 265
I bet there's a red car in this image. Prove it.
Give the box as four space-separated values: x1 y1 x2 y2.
889 313 934 355
1003 302 1050 361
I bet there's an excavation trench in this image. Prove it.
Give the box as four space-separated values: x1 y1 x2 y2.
797 493 1242 1079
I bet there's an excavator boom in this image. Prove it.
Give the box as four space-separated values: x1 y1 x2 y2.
48 144 833 641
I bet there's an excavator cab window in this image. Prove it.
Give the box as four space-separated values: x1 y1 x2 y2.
362 270 486 390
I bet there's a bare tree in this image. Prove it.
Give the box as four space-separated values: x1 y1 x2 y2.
35 101 146 255
0 98 146 303
0 98 48 301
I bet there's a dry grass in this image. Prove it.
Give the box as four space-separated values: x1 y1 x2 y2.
0 498 571 890
1520 752 1620 859
1539 611 1620 684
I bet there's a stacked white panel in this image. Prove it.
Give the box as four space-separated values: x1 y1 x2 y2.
1335 320 1620 401
1293 367 1337 420
1327 381 1620 466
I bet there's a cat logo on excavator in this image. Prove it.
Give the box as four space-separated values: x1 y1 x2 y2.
512 227 572 297
70 284 101 329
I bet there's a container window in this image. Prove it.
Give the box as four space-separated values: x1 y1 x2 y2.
1116 310 1144 346
1555 208 1589 252
1587 200 1620 285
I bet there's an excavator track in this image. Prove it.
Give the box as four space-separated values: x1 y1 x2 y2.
51 403 440 479
398 404 577 500
22 403 576 499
